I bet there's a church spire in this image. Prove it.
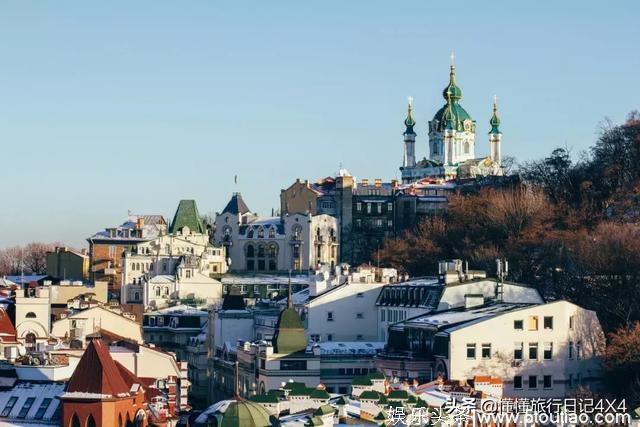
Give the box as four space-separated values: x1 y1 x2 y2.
443 89 455 130
404 96 416 135
443 53 463 101
489 95 501 134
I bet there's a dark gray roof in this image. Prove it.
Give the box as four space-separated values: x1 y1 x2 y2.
222 193 250 215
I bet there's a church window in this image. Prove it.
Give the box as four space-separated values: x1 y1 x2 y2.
258 227 265 238
26 312 36 318
87 414 97 427
464 141 470 154
155 287 161 297
268 227 276 238
247 228 254 238
164 286 169 296
246 244 255 257
70 413 81 427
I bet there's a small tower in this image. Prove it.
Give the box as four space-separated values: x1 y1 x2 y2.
442 90 456 165
489 95 502 166
402 96 416 168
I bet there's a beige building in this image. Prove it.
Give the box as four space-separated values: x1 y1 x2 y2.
51 305 143 345
280 179 323 216
46 247 90 281
14 286 51 350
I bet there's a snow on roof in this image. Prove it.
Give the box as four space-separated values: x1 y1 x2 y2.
277 288 310 306
146 304 207 316
148 275 175 284
397 277 441 287
247 217 281 227
195 399 235 423
5 275 48 285
0 381 64 421
221 274 310 286
406 303 534 332
0 277 17 287
308 341 384 356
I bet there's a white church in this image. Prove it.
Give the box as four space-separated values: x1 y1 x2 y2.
400 58 504 183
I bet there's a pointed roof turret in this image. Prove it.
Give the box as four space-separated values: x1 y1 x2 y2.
272 272 307 354
403 96 416 135
432 56 473 133
222 193 251 215
489 95 501 134
443 90 456 131
169 200 205 234
442 53 462 101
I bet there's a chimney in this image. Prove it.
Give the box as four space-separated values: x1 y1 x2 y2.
137 217 145 229
361 178 369 187
374 179 382 188
391 179 398 187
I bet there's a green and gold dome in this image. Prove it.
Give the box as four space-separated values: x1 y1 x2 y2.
431 64 475 133
195 399 275 427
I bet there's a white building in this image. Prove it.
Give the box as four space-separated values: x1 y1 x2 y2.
213 193 339 273
14 286 51 351
121 199 226 308
50 305 143 345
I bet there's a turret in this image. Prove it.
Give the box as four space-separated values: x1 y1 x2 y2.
489 95 502 166
402 97 416 168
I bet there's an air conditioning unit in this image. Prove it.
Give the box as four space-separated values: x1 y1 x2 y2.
511 360 522 367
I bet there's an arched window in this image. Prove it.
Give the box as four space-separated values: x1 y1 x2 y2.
246 244 255 257
86 414 97 427
164 286 169 296
26 312 36 319
257 244 265 258
292 224 302 240
257 227 264 238
268 244 278 258
247 228 254 238
70 413 81 427
464 140 470 154
134 292 140 301
155 287 161 297
268 227 276 238
118 414 123 427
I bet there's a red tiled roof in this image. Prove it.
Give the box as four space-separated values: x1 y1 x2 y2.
0 308 17 341
114 360 143 391
66 338 130 396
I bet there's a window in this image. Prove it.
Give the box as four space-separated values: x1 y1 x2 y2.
481 343 491 359
327 312 334 321
528 316 539 331
381 310 385 322
310 334 320 342
377 203 382 214
149 317 156 326
543 375 552 389
576 341 583 360
569 315 574 330
529 343 538 360
387 202 393 212
327 334 333 341
366 203 372 213
26 312 37 319
186 269 192 278
528 375 537 389
514 342 523 360
387 220 393 228
356 202 362 212
466 343 476 359
513 376 522 389
356 313 364 319
543 316 553 329
1 396 17 417
513 320 523 330
34 398 52 420
543 342 553 360
568 341 574 359
356 334 364 340
355 219 362 228
280 360 307 371
17 397 35 418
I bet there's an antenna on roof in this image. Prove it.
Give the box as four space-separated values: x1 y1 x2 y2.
234 174 238 185
234 360 240 399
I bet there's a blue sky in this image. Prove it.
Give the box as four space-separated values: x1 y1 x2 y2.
1 1 638 248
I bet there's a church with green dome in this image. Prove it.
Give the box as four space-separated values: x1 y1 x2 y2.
400 58 504 183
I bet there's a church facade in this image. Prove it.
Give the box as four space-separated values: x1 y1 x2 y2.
400 61 503 183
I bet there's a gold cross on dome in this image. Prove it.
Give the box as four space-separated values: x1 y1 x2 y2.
407 96 413 107
450 51 455 66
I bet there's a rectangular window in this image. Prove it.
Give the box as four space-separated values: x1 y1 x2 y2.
310 334 320 342
543 316 553 329
544 342 553 360
528 316 539 331
569 315 574 330
514 320 523 330
568 341 574 359
327 312 334 322
543 375 552 389
1 396 17 417
280 360 307 371
513 376 522 389
356 313 364 319
529 343 538 360
34 398 52 420
17 397 35 418
327 334 333 341
367 203 372 214
149 317 156 326
381 310 385 322
576 341 583 359
514 342 523 360
466 343 476 359
355 219 362 228
481 343 491 359
356 202 362 212
387 220 393 228
528 375 538 389
387 202 393 212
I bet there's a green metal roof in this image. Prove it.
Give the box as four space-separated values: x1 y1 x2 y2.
305 416 324 426
335 396 348 405
351 376 373 386
169 199 205 234
217 401 273 427
404 100 416 135
272 308 307 354
442 65 463 101
250 393 279 403
359 391 380 400
489 97 501 134
366 371 385 380
310 389 330 399
388 390 409 399
314 404 335 416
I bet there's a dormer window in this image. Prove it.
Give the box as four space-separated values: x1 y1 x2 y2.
258 227 265 238
247 228 254 238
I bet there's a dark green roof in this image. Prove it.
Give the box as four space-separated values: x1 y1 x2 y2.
359 391 380 400
366 371 385 380
335 396 348 405
288 387 313 397
415 399 427 408
489 97 501 134
169 200 205 234
375 411 388 421
351 376 373 386
272 308 307 354
388 390 409 400
387 400 405 409
404 100 416 135
283 382 306 391
305 416 324 426
250 393 279 404
407 395 417 404
314 404 335 416
442 65 463 101
310 389 330 399
433 102 473 133
378 394 388 404
217 400 273 427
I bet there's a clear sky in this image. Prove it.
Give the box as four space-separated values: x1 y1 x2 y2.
1 1 638 249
